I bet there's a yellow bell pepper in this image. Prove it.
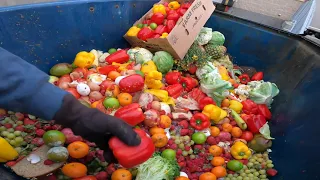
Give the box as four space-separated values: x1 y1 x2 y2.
153 4 166 15
202 104 227 123
126 26 141 36
160 32 169 38
218 66 230 81
73 51 95 68
229 100 243 113
168 1 180 10
231 141 252 160
145 71 163 89
141 61 157 74
0 137 18 162
112 62 130 71
144 89 175 105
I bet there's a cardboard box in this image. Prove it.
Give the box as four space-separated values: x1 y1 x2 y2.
124 0 215 60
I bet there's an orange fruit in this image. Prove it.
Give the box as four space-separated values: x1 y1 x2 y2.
209 126 220 137
211 156 225 166
67 141 90 159
175 177 190 180
62 162 87 178
108 71 121 81
209 145 223 156
211 166 227 178
159 115 172 128
74 176 97 180
117 93 133 106
222 123 233 132
149 127 165 136
221 99 230 107
151 133 168 148
91 100 102 108
111 169 132 180
199 172 217 180
231 127 243 138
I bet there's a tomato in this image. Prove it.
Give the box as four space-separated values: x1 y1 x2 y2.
73 67 88 76
65 88 81 99
161 149 176 160
240 131 254 142
58 74 72 84
74 176 97 180
100 80 116 91
192 132 207 144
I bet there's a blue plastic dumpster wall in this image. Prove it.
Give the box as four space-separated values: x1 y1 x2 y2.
0 0 320 179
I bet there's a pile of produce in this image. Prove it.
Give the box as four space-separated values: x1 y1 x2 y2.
0 27 280 180
126 1 191 39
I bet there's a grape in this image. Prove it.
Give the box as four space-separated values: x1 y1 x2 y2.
8 128 14 133
227 174 234 178
254 161 260 165
190 155 196 159
233 174 238 177
236 176 243 180
256 154 263 158
249 158 256 163
267 164 274 168
0 126 6 131
7 133 15 139
8 111 14 115
240 173 246 177
21 141 27 146
248 173 254 178
9 140 17 146
182 151 188 156
258 158 264 163
245 170 251 174
243 178 250 180
247 162 253 167
263 153 269 157
260 175 267 178
190 140 194 145
4 117 12 122
171 136 176 139
178 143 185 149
183 136 190 142
15 147 22 153
14 131 21 136
266 160 273 164
259 170 266 175
253 177 259 180
175 139 181 144
243 165 248 169
1 131 8 136
16 121 23 125
28 114 36 120
253 172 260 176
8 120 14 124
15 137 24 143
225 178 231 180
231 177 237 180
188 149 193 154
250 169 256 173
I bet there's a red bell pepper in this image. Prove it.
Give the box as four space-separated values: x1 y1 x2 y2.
190 113 210 130
108 129 155 168
165 71 181 85
251 72 264 81
167 11 180 22
188 64 197 75
177 8 187 16
188 88 206 102
151 13 165 25
137 27 155 41
106 50 130 64
181 3 191 9
119 74 144 93
114 103 145 126
257 104 272 120
98 65 119 75
238 74 251 84
241 99 259 115
198 97 215 110
166 84 183 99
163 2 169 7
166 20 176 33
152 34 161 38
243 114 266 134
154 25 168 35
181 77 197 92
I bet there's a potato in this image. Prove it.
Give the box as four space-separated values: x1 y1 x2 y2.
89 91 103 101
87 81 101 91
151 101 161 111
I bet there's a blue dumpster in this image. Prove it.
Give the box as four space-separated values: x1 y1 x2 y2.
0 0 320 179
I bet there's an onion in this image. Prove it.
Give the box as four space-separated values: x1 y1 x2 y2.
144 109 160 128
87 81 100 91
151 101 161 111
58 82 69 89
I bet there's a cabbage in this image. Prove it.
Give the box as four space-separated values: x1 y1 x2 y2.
247 81 280 106
135 153 180 180
196 27 213 46
196 63 220 80
209 31 225 46
153 51 174 74
259 122 274 140
127 47 153 64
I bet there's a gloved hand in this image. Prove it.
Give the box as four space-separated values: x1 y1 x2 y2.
54 94 141 162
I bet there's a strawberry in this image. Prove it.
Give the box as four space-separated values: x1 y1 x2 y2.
31 137 44 146
267 169 278 176
85 151 96 162
178 161 186 168
24 125 35 133
15 112 24 120
6 161 16 167
168 139 174 145
24 135 33 143
43 124 52 131
35 129 46 137
185 145 191 151
106 163 116 175
170 144 178 149
169 125 176 131
179 120 189 128
3 123 13 129
180 129 189 136
194 145 203 150
47 174 57 180
44 159 55 165
35 122 42 129
23 118 35 125
51 124 62 130
206 136 217 145
95 171 108 180
176 149 182 155
49 120 55 125
96 150 105 162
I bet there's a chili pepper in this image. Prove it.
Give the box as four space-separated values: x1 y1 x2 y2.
160 33 169 38
152 4 166 15
109 129 155 168
181 77 197 92
230 109 247 130
145 70 163 89
238 74 250 84
229 100 243 113
230 141 252 160
166 20 176 33
155 25 168 35
244 114 266 134
151 13 165 25
98 65 119 75
141 61 157 74
257 104 272 120
190 113 210 130
114 103 145 126
241 99 259 115
181 2 192 9
165 71 181 85
73 51 95 68
177 8 187 16
137 27 155 41
106 50 130 64
188 64 197 75
202 104 227 123
0 137 18 162
126 26 141 36
166 84 183 99
168 1 180 10
188 88 206 102
119 74 144 93
198 97 215 110
167 11 180 22
251 71 264 81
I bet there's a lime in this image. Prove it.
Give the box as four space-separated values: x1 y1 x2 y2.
43 130 66 147
103 97 120 109
191 132 207 144
161 149 176 160
136 23 143 28
149 23 158 30
47 147 69 162
227 160 244 171
108 48 117 54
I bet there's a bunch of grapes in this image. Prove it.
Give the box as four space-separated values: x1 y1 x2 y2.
171 135 194 157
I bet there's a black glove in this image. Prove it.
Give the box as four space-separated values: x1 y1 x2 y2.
54 94 141 162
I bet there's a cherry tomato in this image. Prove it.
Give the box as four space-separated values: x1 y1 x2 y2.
240 131 254 142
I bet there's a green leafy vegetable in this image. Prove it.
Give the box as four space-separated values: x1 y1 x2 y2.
247 81 280 106
153 51 174 74
127 47 153 64
209 31 225 46
196 27 213 46
259 122 274 140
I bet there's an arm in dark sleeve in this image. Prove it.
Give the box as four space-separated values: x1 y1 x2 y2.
0 47 68 120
